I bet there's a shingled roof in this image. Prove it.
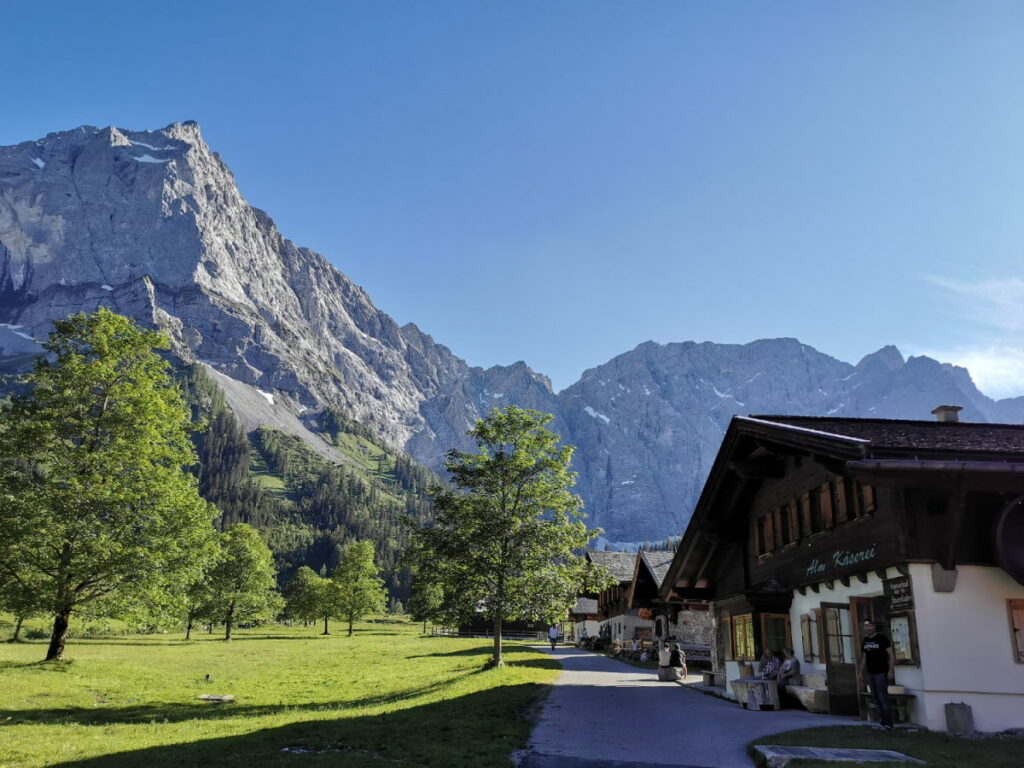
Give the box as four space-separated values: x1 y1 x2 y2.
587 550 637 582
572 597 598 615
747 415 1024 459
640 550 675 587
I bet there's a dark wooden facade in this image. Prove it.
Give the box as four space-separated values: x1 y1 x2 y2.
588 550 639 623
662 414 1024 718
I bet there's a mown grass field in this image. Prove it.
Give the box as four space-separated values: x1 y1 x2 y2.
0 617 559 768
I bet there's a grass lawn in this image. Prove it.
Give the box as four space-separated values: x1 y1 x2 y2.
750 725 1022 768
0 618 559 768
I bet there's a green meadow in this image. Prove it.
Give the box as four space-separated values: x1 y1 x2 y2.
0 617 559 768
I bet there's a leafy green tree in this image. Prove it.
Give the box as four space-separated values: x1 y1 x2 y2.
319 576 345 635
407 575 444 634
206 523 283 640
0 570 44 642
284 565 328 630
182 573 218 641
0 309 217 661
332 540 387 636
409 406 599 666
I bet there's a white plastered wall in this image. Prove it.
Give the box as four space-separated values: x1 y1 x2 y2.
600 610 653 641
909 563 1024 732
788 568 929 723
573 619 600 639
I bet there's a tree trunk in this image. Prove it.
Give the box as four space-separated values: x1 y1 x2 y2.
185 615 194 641
224 606 234 641
45 609 72 661
422 620 427 634
491 616 503 666
322 615 330 635
347 617 353 636
10 615 24 642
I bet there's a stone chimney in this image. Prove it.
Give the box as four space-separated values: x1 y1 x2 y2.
931 404 963 423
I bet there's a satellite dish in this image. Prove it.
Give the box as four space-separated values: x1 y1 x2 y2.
996 496 1024 587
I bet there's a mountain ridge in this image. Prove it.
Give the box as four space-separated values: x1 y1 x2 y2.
2 121 1022 543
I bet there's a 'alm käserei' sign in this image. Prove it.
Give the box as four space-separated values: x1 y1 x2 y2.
883 574 914 611
805 543 878 578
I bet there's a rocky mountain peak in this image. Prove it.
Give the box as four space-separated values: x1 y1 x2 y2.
3 122 1022 545
856 344 905 372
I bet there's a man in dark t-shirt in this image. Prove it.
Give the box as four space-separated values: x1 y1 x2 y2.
859 620 897 728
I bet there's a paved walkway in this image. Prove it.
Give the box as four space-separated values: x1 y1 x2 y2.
519 645 857 768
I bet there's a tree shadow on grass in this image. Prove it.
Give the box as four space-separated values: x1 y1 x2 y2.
406 647 492 659
503 657 561 672
407 643 547 661
0 675 476 727
40 684 548 768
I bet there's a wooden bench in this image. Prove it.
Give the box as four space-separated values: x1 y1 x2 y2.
859 690 915 723
786 672 829 714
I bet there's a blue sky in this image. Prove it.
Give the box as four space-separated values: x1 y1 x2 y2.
4 1 1024 396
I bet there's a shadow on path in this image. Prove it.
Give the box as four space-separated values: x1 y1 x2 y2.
523 645 860 768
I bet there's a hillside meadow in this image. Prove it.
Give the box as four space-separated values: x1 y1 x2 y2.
0 616 559 768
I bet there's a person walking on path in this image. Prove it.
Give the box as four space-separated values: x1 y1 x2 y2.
859 619 896 729
548 624 559 650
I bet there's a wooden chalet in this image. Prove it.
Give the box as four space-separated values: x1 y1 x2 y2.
587 550 647 641
661 408 1024 732
569 596 600 641
627 550 675 638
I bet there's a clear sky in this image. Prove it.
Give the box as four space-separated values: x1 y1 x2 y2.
3 1 1023 396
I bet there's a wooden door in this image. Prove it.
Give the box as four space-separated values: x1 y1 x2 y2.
850 596 887 719
821 602 859 715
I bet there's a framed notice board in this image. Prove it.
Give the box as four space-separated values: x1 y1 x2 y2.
889 611 919 665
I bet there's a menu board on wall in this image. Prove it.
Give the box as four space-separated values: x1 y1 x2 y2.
890 615 914 662
884 575 914 612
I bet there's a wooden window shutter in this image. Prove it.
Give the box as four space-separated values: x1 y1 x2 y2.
863 484 876 515
820 483 834 528
800 492 812 536
835 480 848 523
776 506 788 544
788 500 800 542
754 518 765 556
813 608 825 661
765 513 775 551
846 478 861 518
800 614 813 662
1010 600 1024 663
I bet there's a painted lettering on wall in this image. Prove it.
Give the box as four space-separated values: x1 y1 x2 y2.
832 545 877 568
805 544 877 577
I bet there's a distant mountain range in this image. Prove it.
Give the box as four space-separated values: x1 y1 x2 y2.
3 122 1021 544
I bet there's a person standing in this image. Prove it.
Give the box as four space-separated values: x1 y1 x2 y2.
548 624 559 650
859 619 897 729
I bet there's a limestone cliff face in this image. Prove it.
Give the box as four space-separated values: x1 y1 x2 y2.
0 122 489 457
2 122 1021 544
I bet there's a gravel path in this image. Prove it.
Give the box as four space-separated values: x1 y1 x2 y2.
518 645 856 768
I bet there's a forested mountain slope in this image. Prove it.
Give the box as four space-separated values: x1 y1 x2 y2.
2 122 1022 545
